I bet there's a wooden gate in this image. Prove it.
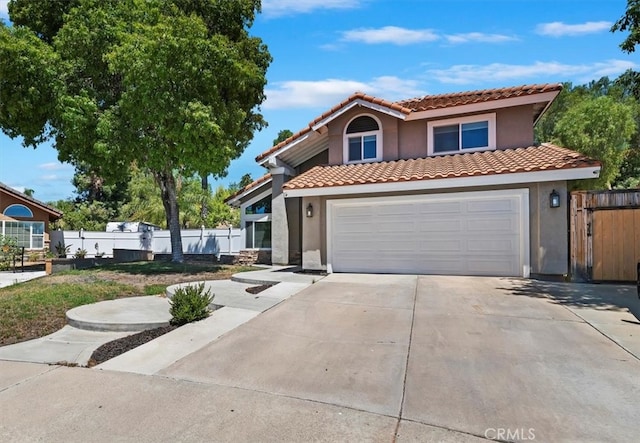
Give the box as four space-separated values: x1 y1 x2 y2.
592 208 640 281
571 190 640 282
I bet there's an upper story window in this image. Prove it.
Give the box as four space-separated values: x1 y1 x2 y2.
244 195 272 215
3 204 33 218
343 115 383 163
427 113 496 156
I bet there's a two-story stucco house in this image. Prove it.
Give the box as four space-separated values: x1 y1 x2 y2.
227 84 601 278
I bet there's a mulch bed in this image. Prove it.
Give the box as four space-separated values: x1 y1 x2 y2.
246 284 273 295
87 325 177 367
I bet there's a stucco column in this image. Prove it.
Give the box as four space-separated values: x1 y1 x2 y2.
270 172 289 265
302 196 323 270
532 181 568 276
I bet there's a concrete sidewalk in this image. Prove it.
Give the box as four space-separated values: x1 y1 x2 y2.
0 270 46 288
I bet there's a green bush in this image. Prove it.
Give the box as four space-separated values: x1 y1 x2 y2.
73 248 88 259
169 283 214 326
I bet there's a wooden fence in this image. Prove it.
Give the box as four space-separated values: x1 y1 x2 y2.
571 190 640 282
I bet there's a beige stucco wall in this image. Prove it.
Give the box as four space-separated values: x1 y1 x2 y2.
496 105 535 149
301 195 325 269
286 197 301 263
325 104 537 164
299 181 569 276
327 107 400 165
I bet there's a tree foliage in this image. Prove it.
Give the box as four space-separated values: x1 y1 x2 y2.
612 0 640 53
535 75 640 189
553 96 636 189
273 129 293 145
0 0 270 261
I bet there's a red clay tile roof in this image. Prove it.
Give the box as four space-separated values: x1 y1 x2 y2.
396 83 562 112
282 144 599 191
256 84 562 163
224 173 272 204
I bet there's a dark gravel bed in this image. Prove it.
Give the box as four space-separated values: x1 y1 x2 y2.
88 325 177 367
246 284 274 294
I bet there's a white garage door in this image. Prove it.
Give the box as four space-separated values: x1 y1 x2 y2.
328 189 529 277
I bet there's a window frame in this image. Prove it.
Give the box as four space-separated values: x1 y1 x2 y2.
427 113 496 156
3 204 34 218
240 189 272 250
343 114 383 164
0 220 44 249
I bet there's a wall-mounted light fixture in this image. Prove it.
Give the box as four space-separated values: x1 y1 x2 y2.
306 203 313 218
550 189 561 208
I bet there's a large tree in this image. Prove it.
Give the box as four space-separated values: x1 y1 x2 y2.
535 76 640 189
0 0 270 262
553 95 636 189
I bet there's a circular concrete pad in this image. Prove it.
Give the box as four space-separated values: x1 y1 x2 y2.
66 296 172 332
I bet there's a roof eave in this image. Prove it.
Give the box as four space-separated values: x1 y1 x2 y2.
225 176 273 207
282 166 601 198
404 90 561 121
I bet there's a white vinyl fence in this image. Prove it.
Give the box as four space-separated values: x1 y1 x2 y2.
49 227 242 258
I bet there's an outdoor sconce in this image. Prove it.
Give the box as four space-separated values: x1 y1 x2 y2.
550 189 561 208
306 203 313 218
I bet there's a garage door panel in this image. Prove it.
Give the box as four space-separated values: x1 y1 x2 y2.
467 199 515 213
376 204 416 216
329 190 527 277
467 217 516 232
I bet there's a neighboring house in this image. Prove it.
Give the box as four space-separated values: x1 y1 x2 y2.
226 84 600 278
0 182 63 250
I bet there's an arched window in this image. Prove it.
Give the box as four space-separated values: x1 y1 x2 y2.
3 204 33 218
343 114 382 163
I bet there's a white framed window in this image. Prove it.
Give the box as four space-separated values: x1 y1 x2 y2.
240 189 272 250
1 220 44 249
343 114 383 163
245 220 272 249
427 113 496 155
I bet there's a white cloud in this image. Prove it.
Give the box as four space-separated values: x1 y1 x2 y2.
342 26 439 45
38 162 71 171
339 27 516 46
264 76 425 109
535 21 612 37
40 174 62 181
262 0 361 17
445 33 517 44
0 1 8 15
427 60 638 85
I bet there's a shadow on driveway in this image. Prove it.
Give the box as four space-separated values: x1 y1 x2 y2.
498 279 640 323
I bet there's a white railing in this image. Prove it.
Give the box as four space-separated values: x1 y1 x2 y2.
49 227 242 258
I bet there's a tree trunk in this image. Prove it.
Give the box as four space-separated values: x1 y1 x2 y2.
201 175 209 220
155 170 184 263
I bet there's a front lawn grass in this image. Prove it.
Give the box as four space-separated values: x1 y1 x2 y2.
0 279 138 345
0 262 257 346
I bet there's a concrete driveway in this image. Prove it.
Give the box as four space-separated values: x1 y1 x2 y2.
1 274 639 442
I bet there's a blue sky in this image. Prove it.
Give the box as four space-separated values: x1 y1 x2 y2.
0 0 637 202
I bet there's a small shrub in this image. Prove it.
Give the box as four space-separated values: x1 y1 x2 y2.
73 248 88 259
55 242 71 258
28 252 41 262
169 283 214 326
